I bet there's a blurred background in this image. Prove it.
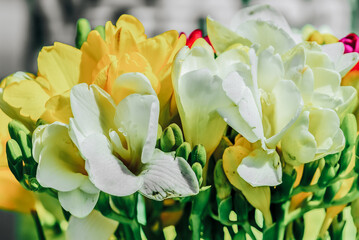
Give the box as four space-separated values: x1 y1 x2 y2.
0 0 358 80
0 0 359 239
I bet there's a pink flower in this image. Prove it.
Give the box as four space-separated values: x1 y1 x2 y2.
340 33 359 71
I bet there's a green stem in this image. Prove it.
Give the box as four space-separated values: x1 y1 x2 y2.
285 190 359 225
291 169 356 197
31 210 46 240
277 201 290 240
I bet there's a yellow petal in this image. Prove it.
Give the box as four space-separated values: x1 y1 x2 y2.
223 146 272 225
38 42 81 94
115 15 146 41
41 91 73 124
0 167 35 213
0 109 11 167
80 31 109 85
3 80 50 121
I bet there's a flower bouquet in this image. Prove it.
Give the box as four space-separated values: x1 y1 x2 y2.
2 4 359 240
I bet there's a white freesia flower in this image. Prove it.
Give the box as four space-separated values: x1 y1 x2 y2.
217 47 303 186
280 42 358 165
33 122 100 218
69 73 199 200
206 4 297 55
172 39 233 158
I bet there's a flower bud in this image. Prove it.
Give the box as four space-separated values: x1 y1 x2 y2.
351 198 359 232
324 182 342 204
299 160 320 186
341 114 357 148
318 164 338 188
8 120 30 141
338 148 353 174
16 130 32 163
169 123 184 149
325 152 341 167
189 145 206 168
214 160 232 201
94 25 105 40
6 139 24 181
175 142 191 160
192 162 203 186
75 18 91 49
160 127 176 152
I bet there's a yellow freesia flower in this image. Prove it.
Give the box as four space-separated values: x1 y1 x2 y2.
79 15 186 126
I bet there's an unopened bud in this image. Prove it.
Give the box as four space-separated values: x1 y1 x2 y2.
325 152 341 167
8 120 30 140
324 182 342 204
338 148 352 174
341 114 357 148
189 145 206 168
192 162 203 186
300 160 320 186
218 196 232 223
214 160 232 200
94 25 105 40
76 18 91 49
17 130 32 163
6 139 24 181
318 164 338 188
160 127 176 152
175 142 191 160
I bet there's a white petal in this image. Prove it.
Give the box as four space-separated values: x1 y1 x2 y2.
140 149 199 200
175 69 230 154
58 188 99 218
217 105 260 143
235 20 296 54
111 72 156 104
114 94 159 164
80 133 143 196
67 210 118 240
237 148 282 187
70 83 116 138
281 111 317 165
230 4 292 37
337 52 359 77
206 17 252 54
266 80 303 148
36 122 87 192
257 48 284 92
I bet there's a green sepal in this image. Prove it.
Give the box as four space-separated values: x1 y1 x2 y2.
271 168 297 203
324 181 342 204
325 152 341 167
160 127 176 152
111 194 137 219
175 142 191 160
341 114 357 148
136 194 146 225
318 164 337 188
75 18 91 49
189 144 206 168
16 130 32 163
169 123 184 149
311 188 326 201
192 162 203 186
218 196 232 223
338 148 353 174
8 120 30 140
94 25 105 40
214 159 232 201
233 192 248 222
6 139 24 181
299 159 320 186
